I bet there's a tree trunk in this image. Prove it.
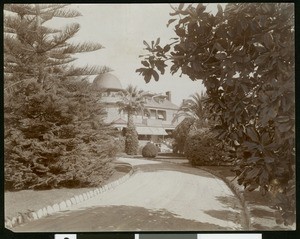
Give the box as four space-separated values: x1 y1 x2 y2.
127 111 134 129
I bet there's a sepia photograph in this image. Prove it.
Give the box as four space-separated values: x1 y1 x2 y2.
3 3 295 233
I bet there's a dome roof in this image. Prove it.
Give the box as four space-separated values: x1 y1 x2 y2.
93 72 123 90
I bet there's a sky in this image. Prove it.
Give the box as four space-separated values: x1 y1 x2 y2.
48 4 223 105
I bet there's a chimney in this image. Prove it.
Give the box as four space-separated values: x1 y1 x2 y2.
166 91 171 102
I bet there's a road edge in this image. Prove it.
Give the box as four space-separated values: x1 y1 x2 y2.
5 164 135 230
196 166 252 230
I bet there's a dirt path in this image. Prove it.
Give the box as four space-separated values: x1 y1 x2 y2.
13 158 246 232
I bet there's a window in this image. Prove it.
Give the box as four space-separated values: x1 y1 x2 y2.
144 110 150 118
157 110 166 121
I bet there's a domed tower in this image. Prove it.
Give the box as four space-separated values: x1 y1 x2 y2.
93 72 123 91
93 72 124 124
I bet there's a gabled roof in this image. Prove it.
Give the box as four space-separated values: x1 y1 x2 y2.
112 118 127 124
144 99 179 110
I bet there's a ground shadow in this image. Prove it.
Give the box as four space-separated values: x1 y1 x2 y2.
250 208 275 220
243 190 273 206
204 195 246 229
252 223 291 231
134 161 215 179
13 205 229 232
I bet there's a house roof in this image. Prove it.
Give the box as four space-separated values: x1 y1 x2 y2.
144 99 179 110
112 118 127 124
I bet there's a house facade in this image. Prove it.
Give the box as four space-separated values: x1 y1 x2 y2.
93 73 183 143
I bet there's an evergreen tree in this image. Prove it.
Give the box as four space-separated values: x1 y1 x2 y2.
4 4 115 190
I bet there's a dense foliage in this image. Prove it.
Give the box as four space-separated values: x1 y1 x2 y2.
172 118 194 154
142 143 158 158
114 135 126 154
137 3 295 225
185 129 234 166
172 92 211 155
124 126 139 155
174 92 210 128
5 81 116 190
4 4 115 190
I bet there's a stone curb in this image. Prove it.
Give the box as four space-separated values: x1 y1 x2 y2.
197 166 252 230
5 167 134 229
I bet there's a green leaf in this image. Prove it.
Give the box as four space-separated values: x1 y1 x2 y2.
152 70 159 81
155 37 160 46
215 52 227 60
196 4 206 14
254 43 267 53
141 61 149 67
245 167 261 181
135 68 145 74
175 28 185 37
254 53 269 66
247 182 259 191
263 32 273 49
246 127 259 142
163 44 171 52
247 157 261 163
178 3 184 10
155 60 166 74
143 40 150 48
277 115 290 123
167 18 176 27
278 122 292 132
217 4 223 14
264 157 275 163
144 71 151 83
214 42 225 51
259 169 269 185
261 132 270 145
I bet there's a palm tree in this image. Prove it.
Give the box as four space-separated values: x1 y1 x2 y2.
117 85 147 128
116 85 147 155
174 92 209 130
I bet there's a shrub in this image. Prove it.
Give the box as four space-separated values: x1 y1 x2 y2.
142 142 158 158
114 136 125 154
184 129 234 166
172 118 194 154
125 126 139 155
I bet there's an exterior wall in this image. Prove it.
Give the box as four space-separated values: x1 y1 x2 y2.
100 89 183 129
105 107 181 128
104 106 121 123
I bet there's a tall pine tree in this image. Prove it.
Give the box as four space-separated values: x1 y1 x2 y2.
4 4 116 190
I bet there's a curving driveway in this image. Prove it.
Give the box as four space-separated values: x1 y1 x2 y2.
13 158 246 232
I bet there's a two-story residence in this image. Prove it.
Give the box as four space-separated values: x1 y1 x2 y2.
92 72 183 143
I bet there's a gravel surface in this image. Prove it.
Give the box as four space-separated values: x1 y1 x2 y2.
13 158 246 232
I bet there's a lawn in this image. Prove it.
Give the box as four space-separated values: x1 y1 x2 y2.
5 161 130 220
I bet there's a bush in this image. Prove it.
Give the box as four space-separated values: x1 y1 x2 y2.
125 127 139 155
142 142 158 158
172 118 194 154
185 130 234 166
114 136 125 154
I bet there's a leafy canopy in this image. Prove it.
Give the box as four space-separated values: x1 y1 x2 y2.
137 3 295 226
